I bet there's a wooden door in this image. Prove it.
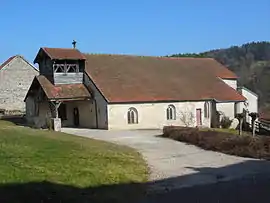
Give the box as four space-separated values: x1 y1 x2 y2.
196 109 202 126
73 107 80 127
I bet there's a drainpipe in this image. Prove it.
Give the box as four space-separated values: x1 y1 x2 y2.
94 99 99 129
209 101 212 128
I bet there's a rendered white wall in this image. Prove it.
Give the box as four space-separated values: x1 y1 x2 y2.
238 88 258 113
237 87 258 124
235 101 246 114
26 99 96 128
222 79 237 89
216 102 235 119
107 101 211 130
62 101 96 128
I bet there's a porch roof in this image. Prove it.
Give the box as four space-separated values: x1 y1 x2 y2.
28 75 92 101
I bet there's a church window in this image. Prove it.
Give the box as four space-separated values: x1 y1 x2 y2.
127 107 138 124
167 105 176 120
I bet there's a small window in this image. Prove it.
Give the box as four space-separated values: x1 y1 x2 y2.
204 101 210 118
58 103 67 120
167 105 176 120
127 108 138 124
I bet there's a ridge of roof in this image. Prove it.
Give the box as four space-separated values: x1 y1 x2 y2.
43 47 77 50
83 53 214 60
40 47 86 60
0 55 38 72
0 55 17 70
42 47 81 52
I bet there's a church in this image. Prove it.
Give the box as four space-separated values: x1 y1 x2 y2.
24 44 258 130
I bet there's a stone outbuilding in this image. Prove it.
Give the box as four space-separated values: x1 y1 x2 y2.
0 55 38 114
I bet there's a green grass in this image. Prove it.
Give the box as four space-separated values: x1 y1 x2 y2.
200 127 251 136
0 121 148 202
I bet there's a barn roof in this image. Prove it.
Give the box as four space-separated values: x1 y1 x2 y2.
84 54 245 103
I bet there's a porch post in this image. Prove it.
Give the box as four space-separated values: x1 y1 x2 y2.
54 101 61 118
50 100 62 132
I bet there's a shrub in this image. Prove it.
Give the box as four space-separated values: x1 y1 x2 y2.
46 118 53 130
161 126 270 160
220 116 233 129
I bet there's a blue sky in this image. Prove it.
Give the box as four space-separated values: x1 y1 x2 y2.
0 0 269 64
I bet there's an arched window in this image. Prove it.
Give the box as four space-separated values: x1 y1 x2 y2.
127 108 138 124
167 105 176 120
204 101 210 118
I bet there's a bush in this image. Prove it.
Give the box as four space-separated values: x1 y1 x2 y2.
46 118 53 130
161 126 270 160
220 116 233 129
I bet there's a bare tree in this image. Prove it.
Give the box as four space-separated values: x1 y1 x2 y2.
179 108 196 127
236 113 245 135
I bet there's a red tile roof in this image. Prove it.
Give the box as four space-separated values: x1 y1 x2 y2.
0 56 16 70
41 47 86 60
84 54 245 103
179 57 238 79
33 75 91 100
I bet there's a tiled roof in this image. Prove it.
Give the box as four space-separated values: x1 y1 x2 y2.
43 47 86 60
34 75 91 100
84 54 245 103
35 47 86 63
0 56 16 70
186 58 238 79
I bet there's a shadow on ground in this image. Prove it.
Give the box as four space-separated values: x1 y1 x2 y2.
1 160 270 203
0 115 29 126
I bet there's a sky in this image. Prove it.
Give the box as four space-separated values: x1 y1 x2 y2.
0 0 269 64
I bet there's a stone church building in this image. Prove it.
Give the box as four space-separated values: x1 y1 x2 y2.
25 46 258 130
0 55 38 113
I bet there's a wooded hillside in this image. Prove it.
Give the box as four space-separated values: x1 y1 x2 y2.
170 42 270 108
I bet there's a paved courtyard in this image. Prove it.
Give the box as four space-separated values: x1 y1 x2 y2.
62 128 270 191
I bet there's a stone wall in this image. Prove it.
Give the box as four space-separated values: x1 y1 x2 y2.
0 56 38 113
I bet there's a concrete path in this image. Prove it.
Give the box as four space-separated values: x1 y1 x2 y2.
62 128 270 191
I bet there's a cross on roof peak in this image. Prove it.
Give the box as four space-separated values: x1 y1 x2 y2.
72 40 77 49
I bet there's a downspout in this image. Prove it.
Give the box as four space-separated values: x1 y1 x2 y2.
94 99 99 129
209 100 212 128
211 100 217 128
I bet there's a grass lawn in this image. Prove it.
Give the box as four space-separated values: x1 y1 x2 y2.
0 121 148 202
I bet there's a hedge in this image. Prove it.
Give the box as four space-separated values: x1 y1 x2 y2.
161 126 270 160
